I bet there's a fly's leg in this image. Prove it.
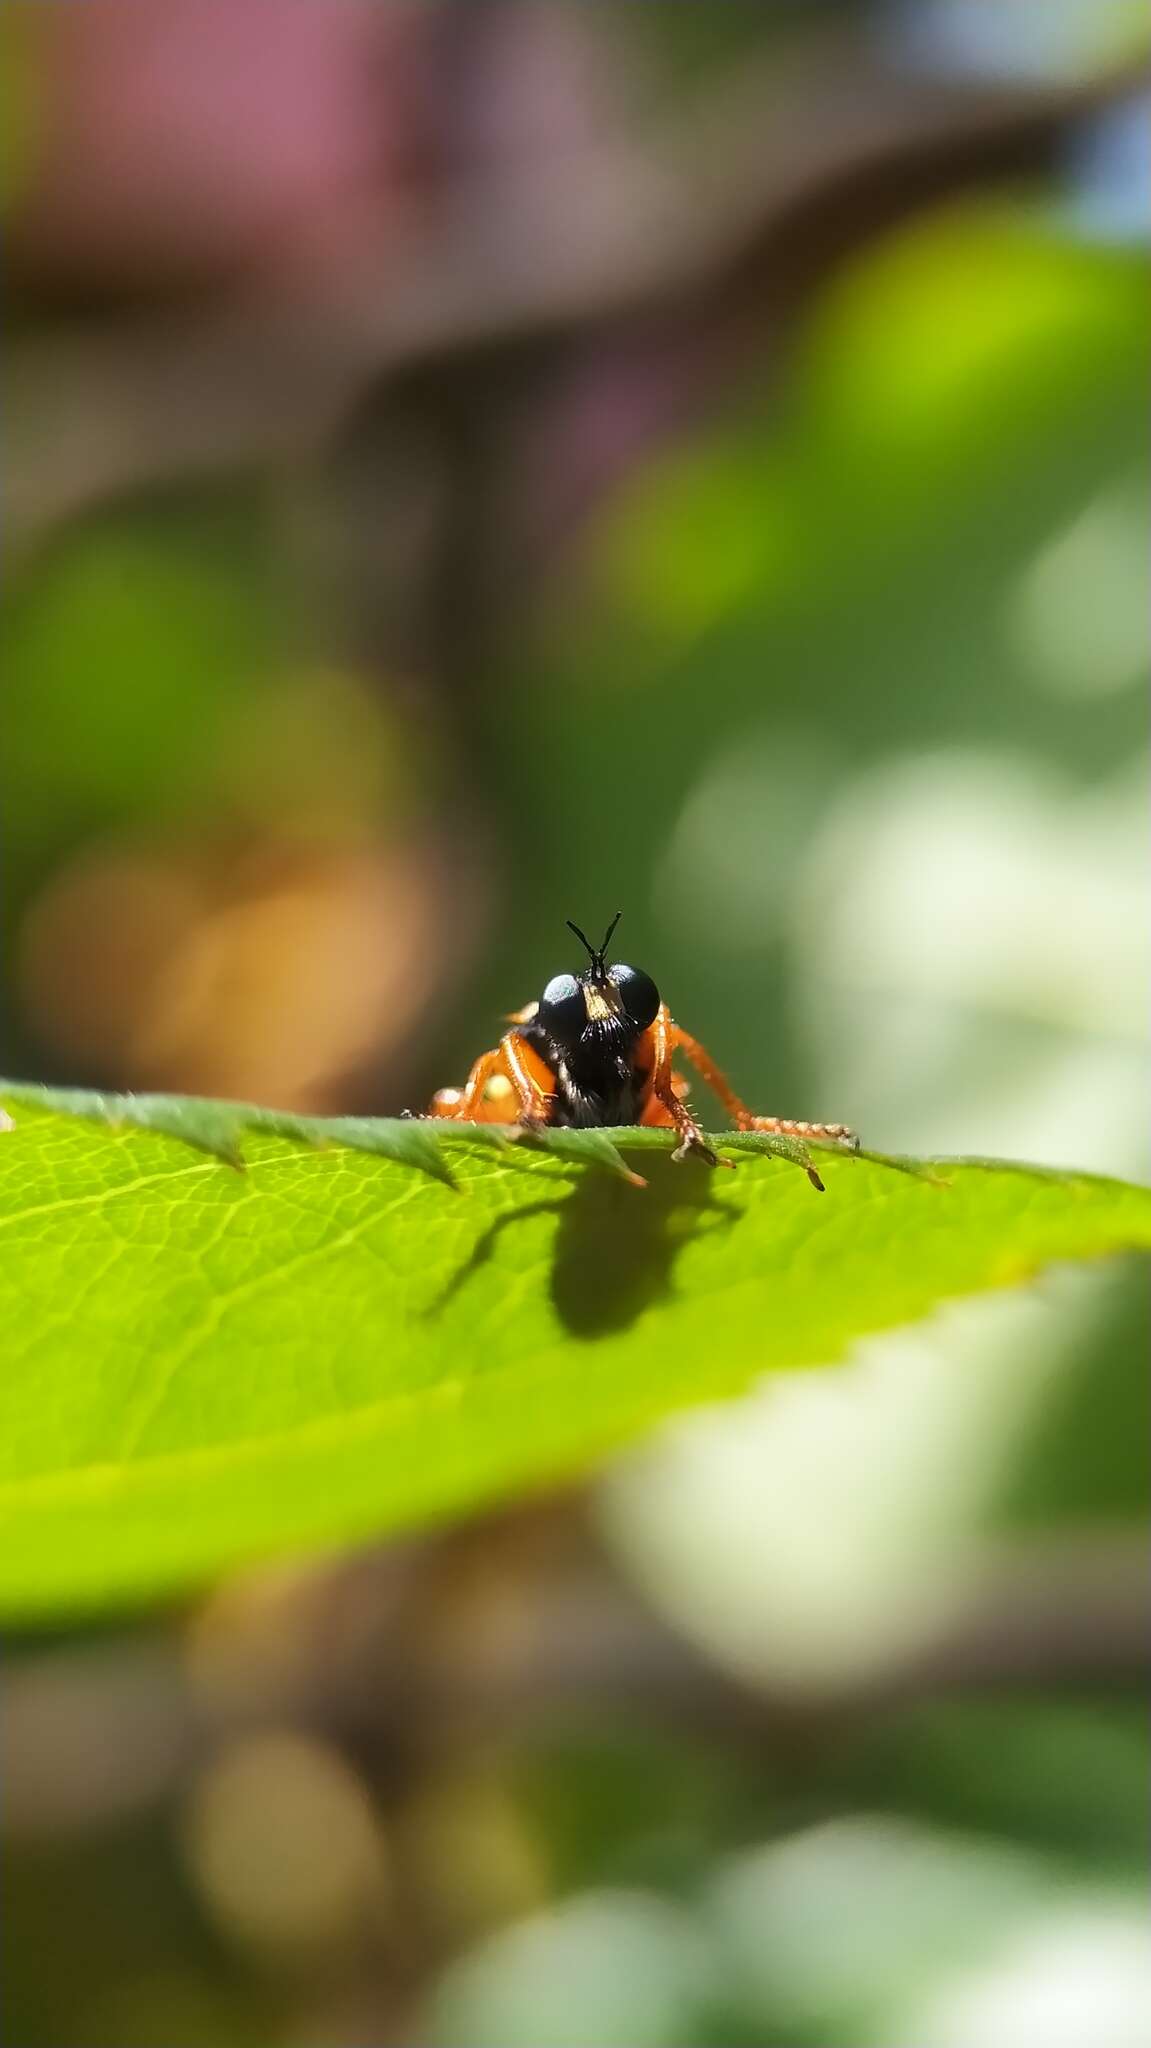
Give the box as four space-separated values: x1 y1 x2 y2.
666 1020 858 1189
668 1022 857 1146
428 1032 555 1129
739 1113 858 1148
498 1030 557 1131
647 1007 728 1168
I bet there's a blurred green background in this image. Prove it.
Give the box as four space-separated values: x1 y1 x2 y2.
2 3 1148 2044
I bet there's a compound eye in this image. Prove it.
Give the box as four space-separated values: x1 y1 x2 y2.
609 963 659 1030
538 972 587 1045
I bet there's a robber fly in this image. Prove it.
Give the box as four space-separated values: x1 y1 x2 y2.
425 914 857 1190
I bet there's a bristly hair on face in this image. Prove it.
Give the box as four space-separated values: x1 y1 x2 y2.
566 911 621 979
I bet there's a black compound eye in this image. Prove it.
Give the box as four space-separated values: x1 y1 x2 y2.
538 972 587 1045
608 963 660 1030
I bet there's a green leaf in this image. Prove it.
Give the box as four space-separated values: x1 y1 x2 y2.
2 1080 1149 1621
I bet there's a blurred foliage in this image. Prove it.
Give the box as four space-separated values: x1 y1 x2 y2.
1 0 1148 2043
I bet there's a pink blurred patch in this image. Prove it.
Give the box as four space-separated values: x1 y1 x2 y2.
19 0 416 293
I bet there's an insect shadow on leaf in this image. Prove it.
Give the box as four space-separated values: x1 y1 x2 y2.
428 1149 738 1339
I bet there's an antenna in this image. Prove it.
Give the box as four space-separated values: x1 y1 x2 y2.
566 911 622 973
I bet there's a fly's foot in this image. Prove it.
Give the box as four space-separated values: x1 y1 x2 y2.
671 1125 732 1170
506 1108 554 1142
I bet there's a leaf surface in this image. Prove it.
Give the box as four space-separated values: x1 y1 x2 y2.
2 1081 1149 1618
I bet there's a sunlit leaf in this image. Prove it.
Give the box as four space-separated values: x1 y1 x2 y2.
2 1080 1149 1619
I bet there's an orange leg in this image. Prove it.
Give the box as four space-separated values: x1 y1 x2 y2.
639 1074 687 1132
639 1070 688 1126
668 1020 858 1150
645 1007 726 1167
428 1031 555 1127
